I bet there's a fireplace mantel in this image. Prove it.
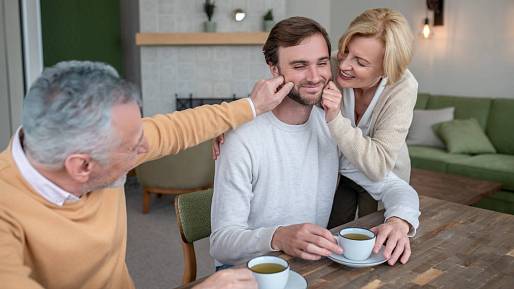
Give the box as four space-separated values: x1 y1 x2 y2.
136 32 269 46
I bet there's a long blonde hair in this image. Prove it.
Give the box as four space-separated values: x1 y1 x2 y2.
338 8 414 84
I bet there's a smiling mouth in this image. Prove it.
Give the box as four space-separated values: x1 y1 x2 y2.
300 84 324 95
339 70 355 80
302 84 322 89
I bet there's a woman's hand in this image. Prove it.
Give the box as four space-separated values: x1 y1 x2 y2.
212 134 225 160
321 81 342 122
370 217 411 265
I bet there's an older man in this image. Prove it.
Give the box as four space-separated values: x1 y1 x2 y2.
0 61 293 289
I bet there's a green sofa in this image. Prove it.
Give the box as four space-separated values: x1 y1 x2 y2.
408 93 514 214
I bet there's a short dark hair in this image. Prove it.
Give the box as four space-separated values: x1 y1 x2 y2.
262 16 331 66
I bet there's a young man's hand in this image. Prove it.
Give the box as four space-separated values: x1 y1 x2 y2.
250 76 294 116
271 223 343 260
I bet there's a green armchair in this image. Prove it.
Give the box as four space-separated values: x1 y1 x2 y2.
135 141 214 213
175 188 213 285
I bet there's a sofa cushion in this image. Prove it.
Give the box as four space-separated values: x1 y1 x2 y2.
436 118 496 154
486 98 514 155
408 145 470 172
447 154 514 191
407 107 454 148
426 95 492 129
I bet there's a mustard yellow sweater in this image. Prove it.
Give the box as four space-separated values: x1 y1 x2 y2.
0 99 253 289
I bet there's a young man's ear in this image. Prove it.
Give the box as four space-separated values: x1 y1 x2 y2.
269 64 280 77
64 154 94 183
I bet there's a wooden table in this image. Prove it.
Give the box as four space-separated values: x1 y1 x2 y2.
410 168 502 205
176 196 514 289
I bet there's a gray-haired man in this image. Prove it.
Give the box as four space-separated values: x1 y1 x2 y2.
0 61 293 289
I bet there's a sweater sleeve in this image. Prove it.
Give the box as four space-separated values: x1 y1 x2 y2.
327 72 418 182
0 213 45 289
209 132 278 265
344 171 420 236
137 98 253 165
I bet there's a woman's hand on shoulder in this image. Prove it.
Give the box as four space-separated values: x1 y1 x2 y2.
212 134 225 160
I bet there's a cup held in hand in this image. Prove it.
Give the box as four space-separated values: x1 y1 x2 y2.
247 255 289 289
337 227 376 261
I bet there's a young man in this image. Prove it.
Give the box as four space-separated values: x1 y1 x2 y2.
210 17 419 267
0 61 294 289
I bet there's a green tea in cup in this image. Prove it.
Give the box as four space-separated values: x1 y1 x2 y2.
250 263 287 274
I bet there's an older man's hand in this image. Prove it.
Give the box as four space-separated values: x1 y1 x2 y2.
250 76 294 116
370 217 411 265
193 268 257 289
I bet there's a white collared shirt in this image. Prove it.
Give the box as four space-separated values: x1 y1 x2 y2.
340 77 388 172
11 128 80 206
342 77 387 135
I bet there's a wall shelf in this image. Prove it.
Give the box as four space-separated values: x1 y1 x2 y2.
136 32 269 46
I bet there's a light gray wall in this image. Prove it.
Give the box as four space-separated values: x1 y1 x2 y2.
121 0 141 87
0 0 24 148
329 0 514 98
139 0 286 116
286 0 331 36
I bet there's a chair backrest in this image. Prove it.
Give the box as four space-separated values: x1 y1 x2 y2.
175 188 213 243
174 188 213 284
135 141 215 190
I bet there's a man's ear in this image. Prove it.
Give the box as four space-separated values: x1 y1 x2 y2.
269 64 280 77
64 154 94 183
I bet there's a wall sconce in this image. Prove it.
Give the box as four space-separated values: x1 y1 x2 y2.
233 9 246 22
422 0 444 39
422 17 431 38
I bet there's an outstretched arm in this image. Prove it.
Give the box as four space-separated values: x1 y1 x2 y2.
139 76 293 165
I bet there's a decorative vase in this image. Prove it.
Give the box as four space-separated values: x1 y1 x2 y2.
204 20 217 32
263 20 274 32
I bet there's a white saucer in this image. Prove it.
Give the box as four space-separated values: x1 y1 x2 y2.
327 246 388 268
284 270 307 289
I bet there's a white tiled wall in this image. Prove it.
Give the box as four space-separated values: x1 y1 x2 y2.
140 0 286 116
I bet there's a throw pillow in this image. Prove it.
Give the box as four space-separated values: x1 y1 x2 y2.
407 107 454 148
436 118 496 154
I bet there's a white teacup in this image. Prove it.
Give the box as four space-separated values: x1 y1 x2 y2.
337 227 376 261
247 256 290 289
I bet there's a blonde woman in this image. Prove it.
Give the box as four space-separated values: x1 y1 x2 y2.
322 8 418 236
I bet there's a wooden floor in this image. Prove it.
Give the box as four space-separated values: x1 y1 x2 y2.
410 168 502 205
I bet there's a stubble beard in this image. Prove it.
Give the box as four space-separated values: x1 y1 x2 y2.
287 84 324 106
278 70 328 106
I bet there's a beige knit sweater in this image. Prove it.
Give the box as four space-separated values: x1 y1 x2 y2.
327 69 418 182
0 99 253 289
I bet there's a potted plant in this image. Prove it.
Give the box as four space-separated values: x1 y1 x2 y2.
263 9 274 32
203 0 216 32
